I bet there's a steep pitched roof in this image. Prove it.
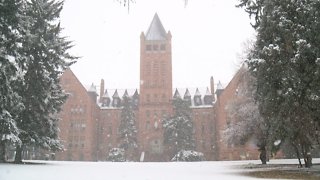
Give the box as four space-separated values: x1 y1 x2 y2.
88 83 98 94
205 87 212 96
122 89 129 98
112 89 120 98
102 89 110 98
173 88 181 99
145 13 167 40
217 81 224 90
194 88 201 96
184 88 191 98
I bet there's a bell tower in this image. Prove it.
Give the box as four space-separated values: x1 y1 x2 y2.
139 13 173 161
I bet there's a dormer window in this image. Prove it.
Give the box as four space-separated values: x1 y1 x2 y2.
196 97 201 105
113 99 118 106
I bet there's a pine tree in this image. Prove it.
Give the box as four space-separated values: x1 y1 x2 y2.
118 95 137 161
0 0 24 162
14 0 76 163
239 0 320 167
163 98 195 156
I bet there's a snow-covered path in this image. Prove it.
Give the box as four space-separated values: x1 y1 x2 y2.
1 159 318 180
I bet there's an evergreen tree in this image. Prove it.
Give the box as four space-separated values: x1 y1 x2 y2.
0 0 24 162
14 0 76 163
238 0 320 167
118 95 137 161
163 98 195 156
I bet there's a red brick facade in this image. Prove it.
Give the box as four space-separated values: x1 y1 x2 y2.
56 69 99 161
56 14 261 161
214 68 260 160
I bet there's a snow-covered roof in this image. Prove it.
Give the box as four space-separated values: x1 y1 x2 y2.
175 87 215 108
216 81 224 90
88 83 98 94
205 87 211 96
102 89 110 98
194 88 201 96
99 89 139 109
184 88 191 98
98 87 214 109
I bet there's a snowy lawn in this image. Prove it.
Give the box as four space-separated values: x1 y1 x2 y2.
1 159 319 180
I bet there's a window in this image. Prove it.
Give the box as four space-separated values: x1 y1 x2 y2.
146 44 152 51
161 110 167 118
160 44 166 51
146 110 150 118
146 94 150 103
153 62 159 75
153 44 159 51
154 110 158 117
150 139 163 154
146 121 150 130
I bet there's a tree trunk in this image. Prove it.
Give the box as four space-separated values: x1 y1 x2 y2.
293 144 302 168
14 145 23 164
301 143 312 168
259 146 267 165
0 141 6 163
304 152 312 168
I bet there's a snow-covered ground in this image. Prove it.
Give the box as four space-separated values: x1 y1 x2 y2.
1 159 319 180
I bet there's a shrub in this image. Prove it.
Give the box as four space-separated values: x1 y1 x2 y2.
171 150 206 162
107 148 125 162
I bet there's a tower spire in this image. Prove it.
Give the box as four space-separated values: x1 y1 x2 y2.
145 13 167 40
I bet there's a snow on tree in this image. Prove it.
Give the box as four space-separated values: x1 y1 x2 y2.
238 0 320 168
13 0 76 163
223 68 277 164
0 0 24 162
118 95 138 161
107 148 125 162
163 97 195 157
171 150 205 162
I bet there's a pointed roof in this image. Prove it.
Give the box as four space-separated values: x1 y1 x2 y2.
133 89 139 97
112 89 119 98
194 88 201 96
173 89 181 99
146 13 167 40
184 88 191 98
122 89 129 98
102 89 110 98
217 81 224 90
88 83 97 93
205 87 212 96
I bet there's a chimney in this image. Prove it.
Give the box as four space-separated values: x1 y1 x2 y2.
100 79 105 103
210 76 215 102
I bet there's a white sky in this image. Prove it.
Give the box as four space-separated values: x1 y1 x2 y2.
60 0 255 90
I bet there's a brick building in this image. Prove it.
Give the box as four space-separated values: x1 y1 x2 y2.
214 67 260 160
56 14 260 161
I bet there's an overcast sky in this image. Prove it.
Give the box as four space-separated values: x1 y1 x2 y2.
60 0 255 90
